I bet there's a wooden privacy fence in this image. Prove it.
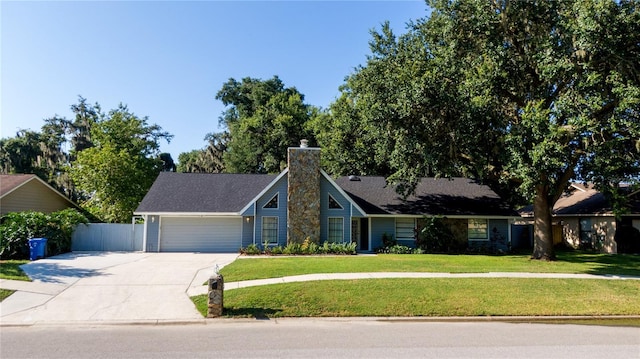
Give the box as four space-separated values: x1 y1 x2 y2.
72 223 144 252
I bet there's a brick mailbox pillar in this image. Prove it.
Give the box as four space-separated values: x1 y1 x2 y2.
207 274 224 318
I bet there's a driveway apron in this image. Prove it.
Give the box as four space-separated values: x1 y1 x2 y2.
0 252 237 325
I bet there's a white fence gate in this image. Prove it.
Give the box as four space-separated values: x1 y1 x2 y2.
72 223 144 252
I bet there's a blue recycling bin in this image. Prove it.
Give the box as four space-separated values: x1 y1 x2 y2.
28 238 48 261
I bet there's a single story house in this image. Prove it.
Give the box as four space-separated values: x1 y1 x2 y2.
0 174 80 216
519 183 640 254
134 142 519 253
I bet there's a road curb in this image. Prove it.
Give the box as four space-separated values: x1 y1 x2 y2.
3 315 639 328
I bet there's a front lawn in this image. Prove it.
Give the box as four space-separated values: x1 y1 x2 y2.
192 252 640 319
0 260 30 281
193 278 640 318
219 251 640 282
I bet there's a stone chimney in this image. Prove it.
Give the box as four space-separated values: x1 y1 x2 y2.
287 139 321 244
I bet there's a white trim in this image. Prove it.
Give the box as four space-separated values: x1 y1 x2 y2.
239 168 289 215
142 215 148 252
253 201 257 245
366 214 520 219
262 192 280 209
320 170 367 216
157 216 163 252
327 193 344 210
134 212 241 217
1 174 80 208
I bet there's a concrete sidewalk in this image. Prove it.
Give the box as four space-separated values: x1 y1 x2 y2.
187 271 640 296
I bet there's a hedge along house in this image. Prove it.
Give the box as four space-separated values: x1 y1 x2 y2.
135 141 518 253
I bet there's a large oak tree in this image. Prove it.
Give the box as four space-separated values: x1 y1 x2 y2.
322 0 640 259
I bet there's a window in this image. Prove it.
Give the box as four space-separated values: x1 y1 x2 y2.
395 218 416 241
262 217 278 244
579 218 592 247
328 194 343 209
328 217 344 243
468 219 488 240
263 193 278 209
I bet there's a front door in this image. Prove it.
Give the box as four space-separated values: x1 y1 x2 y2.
352 218 369 251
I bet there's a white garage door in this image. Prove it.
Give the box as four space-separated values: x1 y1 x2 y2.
160 217 242 252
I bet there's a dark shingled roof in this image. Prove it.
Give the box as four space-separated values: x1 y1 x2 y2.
135 172 278 213
334 176 517 216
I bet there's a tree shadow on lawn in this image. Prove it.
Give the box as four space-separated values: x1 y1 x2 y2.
555 251 640 276
224 307 282 320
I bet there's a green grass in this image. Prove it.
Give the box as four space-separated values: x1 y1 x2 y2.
0 260 31 281
220 252 640 282
0 289 16 302
193 278 640 318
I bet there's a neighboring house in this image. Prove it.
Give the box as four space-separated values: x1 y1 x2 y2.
0 174 79 216
519 183 640 254
135 142 519 253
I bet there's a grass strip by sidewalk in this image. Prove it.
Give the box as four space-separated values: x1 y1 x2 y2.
0 289 16 302
193 278 640 318
0 260 30 281
220 252 640 282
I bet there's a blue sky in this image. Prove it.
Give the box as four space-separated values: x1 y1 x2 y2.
2 1 428 159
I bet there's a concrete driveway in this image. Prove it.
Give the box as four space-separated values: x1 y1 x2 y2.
0 252 237 325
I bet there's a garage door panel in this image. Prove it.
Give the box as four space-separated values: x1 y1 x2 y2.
160 217 241 252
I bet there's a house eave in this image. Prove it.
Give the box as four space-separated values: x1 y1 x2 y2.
238 168 289 215
365 214 520 219
1 175 80 209
133 212 243 217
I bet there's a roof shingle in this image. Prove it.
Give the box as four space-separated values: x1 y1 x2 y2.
135 172 278 213
334 176 517 216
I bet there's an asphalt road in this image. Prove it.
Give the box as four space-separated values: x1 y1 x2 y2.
2 320 639 358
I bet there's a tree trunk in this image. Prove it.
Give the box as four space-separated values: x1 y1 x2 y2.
532 185 556 260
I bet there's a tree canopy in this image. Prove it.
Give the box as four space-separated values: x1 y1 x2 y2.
213 76 318 174
1 97 172 223
320 0 640 259
70 104 172 222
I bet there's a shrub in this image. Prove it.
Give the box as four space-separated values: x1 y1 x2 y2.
415 216 463 253
240 243 261 255
238 240 356 256
387 245 414 254
0 209 88 260
283 242 302 255
381 232 396 247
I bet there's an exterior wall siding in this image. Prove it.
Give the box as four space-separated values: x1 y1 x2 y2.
370 217 395 250
1 180 74 215
468 219 510 252
241 203 255 217
593 217 617 254
146 215 160 252
320 176 351 243
242 216 254 247
255 176 288 248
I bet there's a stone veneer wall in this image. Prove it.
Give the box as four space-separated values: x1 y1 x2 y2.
287 147 321 244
